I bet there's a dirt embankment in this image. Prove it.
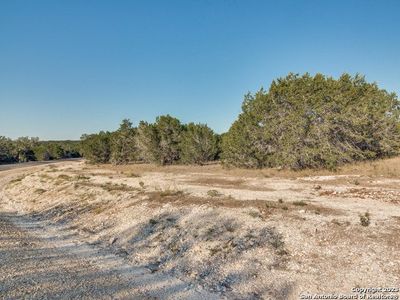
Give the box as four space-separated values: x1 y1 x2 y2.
1 161 400 299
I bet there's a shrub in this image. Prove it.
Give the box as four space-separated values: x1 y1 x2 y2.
80 131 112 163
222 73 400 169
110 119 138 165
207 189 223 197
359 212 371 227
180 123 219 165
136 115 183 165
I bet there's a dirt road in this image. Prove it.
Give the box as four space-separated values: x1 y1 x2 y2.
0 163 216 300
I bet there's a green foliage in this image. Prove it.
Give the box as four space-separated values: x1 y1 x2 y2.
0 136 15 163
0 136 81 164
13 137 39 162
136 121 160 163
222 73 400 169
155 115 183 165
80 131 112 164
110 119 137 165
136 115 183 165
180 123 218 164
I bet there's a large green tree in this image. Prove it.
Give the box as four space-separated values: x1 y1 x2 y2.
13 137 39 162
180 123 219 164
0 136 15 163
110 119 137 165
80 131 112 164
136 115 183 165
222 73 400 169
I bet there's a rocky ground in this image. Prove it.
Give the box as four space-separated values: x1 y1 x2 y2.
1 160 399 299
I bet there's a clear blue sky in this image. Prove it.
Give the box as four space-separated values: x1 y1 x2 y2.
1 0 399 140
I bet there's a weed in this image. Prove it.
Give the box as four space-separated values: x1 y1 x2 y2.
207 189 223 197
278 198 284 203
139 181 145 189
359 212 371 227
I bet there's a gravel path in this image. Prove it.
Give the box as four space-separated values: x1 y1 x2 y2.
0 165 217 300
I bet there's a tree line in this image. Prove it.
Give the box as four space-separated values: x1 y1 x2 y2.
80 116 221 165
5 73 398 169
0 137 81 164
82 73 400 169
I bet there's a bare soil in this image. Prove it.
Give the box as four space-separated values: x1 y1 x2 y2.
1 160 400 299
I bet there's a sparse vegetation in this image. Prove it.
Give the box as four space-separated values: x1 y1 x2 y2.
58 174 72 180
359 212 371 226
207 189 223 197
160 189 184 197
35 188 47 194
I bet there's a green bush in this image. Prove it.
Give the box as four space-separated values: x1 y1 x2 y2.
110 119 137 165
180 123 218 164
222 73 400 169
136 115 183 165
80 131 112 164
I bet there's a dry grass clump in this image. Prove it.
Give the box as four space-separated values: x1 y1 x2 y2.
207 189 223 197
101 182 138 192
292 200 307 206
160 189 185 197
126 172 141 178
75 174 90 181
57 174 72 180
9 175 26 184
35 188 47 195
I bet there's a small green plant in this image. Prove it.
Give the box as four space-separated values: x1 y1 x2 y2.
359 212 371 227
207 189 223 197
139 181 145 189
353 179 360 185
278 198 284 204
